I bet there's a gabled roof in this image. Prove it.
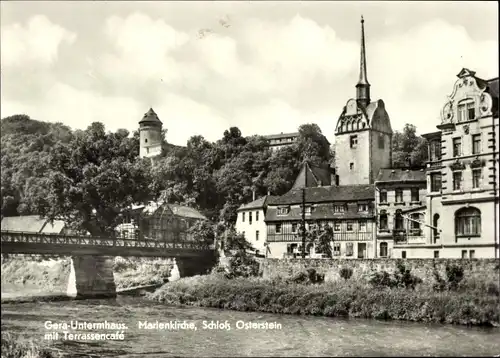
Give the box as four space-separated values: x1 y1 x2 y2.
292 162 334 189
1 215 65 233
270 184 375 206
130 202 207 220
376 168 426 183
139 108 162 125
237 195 280 211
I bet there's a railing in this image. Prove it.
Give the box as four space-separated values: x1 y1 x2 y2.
0 231 213 250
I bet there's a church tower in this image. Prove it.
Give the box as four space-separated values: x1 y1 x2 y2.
334 17 393 185
139 108 163 159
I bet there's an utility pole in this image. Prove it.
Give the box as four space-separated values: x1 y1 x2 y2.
301 187 306 258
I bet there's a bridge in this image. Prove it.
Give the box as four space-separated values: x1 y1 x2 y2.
1 231 217 299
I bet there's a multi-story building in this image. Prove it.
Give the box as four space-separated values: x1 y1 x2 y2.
235 195 277 257
264 132 299 151
374 168 427 258
416 68 499 259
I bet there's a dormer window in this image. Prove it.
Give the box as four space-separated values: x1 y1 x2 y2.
358 204 368 212
303 205 313 215
277 206 289 216
334 204 346 213
457 99 476 122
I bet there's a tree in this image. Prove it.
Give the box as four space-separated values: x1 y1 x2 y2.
187 220 215 247
392 123 428 167
27 122 154 236
299 222 334 258
296 123 331 166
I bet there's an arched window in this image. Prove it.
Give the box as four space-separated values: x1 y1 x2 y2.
433 214 440 242
379 210 388 230
357 119 362 130
457 98 475 122
306 243 314 254
394 209 404 231
379 242 388 257
455 207 481 236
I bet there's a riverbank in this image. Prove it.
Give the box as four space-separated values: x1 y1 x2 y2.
147 274 500 327
1 332 62 358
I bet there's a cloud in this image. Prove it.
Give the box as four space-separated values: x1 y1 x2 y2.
0 15 76 67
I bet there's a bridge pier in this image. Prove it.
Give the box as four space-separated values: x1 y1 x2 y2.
168 254 217 282
67 256 117 298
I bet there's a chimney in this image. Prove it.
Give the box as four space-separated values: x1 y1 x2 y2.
252 190 256 201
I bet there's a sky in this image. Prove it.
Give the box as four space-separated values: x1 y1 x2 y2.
1 1 498 146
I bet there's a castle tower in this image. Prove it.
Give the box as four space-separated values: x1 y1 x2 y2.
139 108 163 158
334 17 393 185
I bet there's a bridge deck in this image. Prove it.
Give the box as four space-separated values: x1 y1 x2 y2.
0 231 214 258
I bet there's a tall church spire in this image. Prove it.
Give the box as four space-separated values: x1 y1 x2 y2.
356 15 371 108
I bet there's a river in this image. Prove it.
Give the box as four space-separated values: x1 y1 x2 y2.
1 296 500 357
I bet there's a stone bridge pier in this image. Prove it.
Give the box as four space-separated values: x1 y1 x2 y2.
67 256 117 298
168 254 218 282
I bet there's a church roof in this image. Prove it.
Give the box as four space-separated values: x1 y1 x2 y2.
375 168 426 183
139 108 162 125
270 184 375 206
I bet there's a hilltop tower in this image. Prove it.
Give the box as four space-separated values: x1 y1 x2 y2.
334 16 393 185
139 108 163 159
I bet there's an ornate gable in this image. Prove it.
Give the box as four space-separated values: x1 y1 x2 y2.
335 99 369 134
441 68 493 125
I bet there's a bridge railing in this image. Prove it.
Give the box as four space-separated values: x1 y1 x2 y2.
0 231 214 250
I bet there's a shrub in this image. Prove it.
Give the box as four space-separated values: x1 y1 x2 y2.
287 268 324 285
225 251 259 279
340 267 353 281
393 261 422 290
369 271 395 288
445 264 464 290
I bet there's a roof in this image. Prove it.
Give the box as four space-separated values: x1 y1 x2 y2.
130 202 207 220
266 203 374 222
1 215 65 233
139 108 162 125
292 162 334 189
487 77 499 100
237 195 280 211
376 168 426 183
422 131 441 140
264 132 299 140
270 184 375 206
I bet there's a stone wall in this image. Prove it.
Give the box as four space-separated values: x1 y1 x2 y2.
259 258 500 286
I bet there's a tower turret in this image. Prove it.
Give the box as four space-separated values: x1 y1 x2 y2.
356 16 371 108
139 108 163 158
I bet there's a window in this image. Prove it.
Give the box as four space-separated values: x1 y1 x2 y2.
277 207 289 216
380 190 387 203
242 212 245 222
455 207 481 236
275 224 282 234
359 221 366 231
411 213 420 230
350 135 358 148
452 137 462 157
333 243 341 256
461 250 467 259
304 206 313 215
334 222 341 231
394 210 404 230
358 243 366 258
358 204 368 212
411 188 419 202
457 99 475 122
242 231 245 238
379 242 388 257
255 231 259 241
146 147 150 154
346 243 353 256
334 205 346 213
430 140 442 161
469 250 475 259
430 173 442 192
453 171 463 191
395 189 403 203
350 162 354 170
292 223 297 232
433 214 440 242
249 212 253 225
379 210 388 230
378 134 385 149
472 134 481 155
434 251 439 258
145 138 148 143
256 211 259 221
472 169 482 189
402 251 407 259
347 222 353 231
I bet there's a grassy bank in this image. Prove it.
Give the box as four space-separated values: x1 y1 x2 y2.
148 273 500 327
1 333 61 358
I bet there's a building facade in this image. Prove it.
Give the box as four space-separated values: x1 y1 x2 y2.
417 68 499 259
374 168 427 258
235 195 276 257
264 132 299 151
